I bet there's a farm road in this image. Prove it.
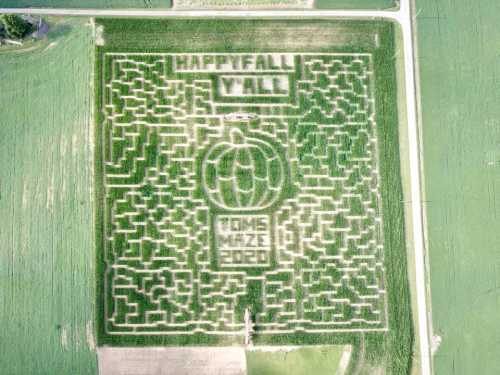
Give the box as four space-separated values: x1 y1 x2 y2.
1 8 392 17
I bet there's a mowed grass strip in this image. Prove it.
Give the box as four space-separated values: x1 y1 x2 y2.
0 19 97 375
314 0 396 10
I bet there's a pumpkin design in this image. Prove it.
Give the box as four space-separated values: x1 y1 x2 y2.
202 128 285 211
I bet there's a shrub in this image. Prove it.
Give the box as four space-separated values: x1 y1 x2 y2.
0 14 33 40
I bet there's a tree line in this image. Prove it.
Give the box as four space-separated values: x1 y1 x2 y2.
0 14 33 40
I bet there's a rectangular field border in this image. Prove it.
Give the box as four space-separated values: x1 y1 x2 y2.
93 18 413 374
98 50 389 335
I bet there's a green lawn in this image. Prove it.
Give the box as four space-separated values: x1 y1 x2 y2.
314 0 396 10
246 346 347 375
416 1 500 374
0 0 170 8
0 19 97 375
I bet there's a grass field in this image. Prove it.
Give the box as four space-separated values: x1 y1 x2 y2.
94 18 413 374
415 1 500 374
0 19 98 375
0 0 171 8
314 0 396 10
246 346 347 375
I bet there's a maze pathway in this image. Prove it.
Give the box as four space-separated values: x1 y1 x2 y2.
99 52 388 338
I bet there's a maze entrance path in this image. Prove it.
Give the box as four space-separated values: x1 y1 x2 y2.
98 51 389 341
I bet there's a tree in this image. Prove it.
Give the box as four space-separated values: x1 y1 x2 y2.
0 15 32 40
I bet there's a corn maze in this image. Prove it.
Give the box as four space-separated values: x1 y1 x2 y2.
98 52 389 340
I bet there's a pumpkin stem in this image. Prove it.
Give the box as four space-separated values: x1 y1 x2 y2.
229 128 245 145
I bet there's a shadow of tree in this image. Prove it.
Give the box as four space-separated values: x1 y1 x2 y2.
47 23 73 40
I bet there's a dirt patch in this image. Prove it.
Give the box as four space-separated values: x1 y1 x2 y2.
72 134 78 159
43 42 58 52
98 347 246 375
431 334 442 355
22 181 29 210
336 345 352 375
86 321 96 351
95 25 105 47
46 172 54 212
60 326 68 350
174 0 312 9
